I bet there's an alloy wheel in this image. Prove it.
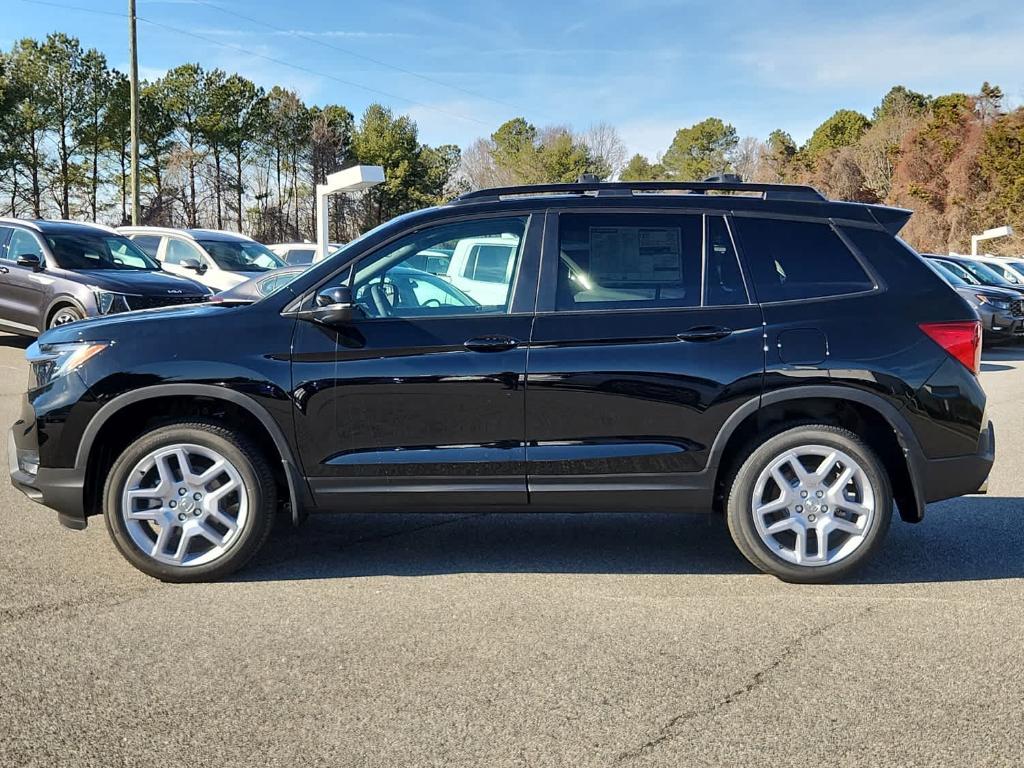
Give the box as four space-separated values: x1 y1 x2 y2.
750 444 875 567
120 443 249 567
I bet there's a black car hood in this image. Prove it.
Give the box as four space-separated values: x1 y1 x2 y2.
38 302 235 345
68 268 210 296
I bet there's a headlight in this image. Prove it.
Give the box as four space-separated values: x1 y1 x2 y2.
976 294 1011 310
27 341 110 389
93 289 132 315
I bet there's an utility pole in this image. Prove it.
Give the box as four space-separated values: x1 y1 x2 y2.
128 0 141 225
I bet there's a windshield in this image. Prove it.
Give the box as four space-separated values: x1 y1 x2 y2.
959 259 1015 287
197 240 286 273
46 234 160 271
935 259 980 285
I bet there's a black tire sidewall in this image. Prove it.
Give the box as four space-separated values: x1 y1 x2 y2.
103 422 275 582
726 425 892 584
49 306 83 328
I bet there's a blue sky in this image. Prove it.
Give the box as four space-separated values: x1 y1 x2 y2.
4 0 1024 158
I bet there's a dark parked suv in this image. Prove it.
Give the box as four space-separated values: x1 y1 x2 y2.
0 218 211 335
8 180 994 583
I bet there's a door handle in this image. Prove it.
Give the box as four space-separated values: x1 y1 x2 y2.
677 326 733 342
464 335 519 352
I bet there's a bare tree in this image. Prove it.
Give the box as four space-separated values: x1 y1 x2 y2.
583 122 627 179
730 136 766 182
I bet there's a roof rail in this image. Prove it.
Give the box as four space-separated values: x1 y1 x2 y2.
49 219 120 234
453 179 827 204
0 216 43 232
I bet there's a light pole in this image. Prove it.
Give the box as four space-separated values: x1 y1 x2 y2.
314 166 385 261
971 225 1014 256
128 0 141 225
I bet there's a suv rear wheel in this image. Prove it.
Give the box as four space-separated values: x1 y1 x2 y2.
103 421 276 582
726 425 892 583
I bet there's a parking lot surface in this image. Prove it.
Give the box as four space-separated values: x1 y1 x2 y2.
1 332 1023 768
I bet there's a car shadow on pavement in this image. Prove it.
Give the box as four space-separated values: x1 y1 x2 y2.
236 495 1023 584
983 346 1024 363
0 334 32 350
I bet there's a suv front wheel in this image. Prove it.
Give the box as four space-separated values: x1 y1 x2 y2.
726 425 892 583
103 421 276 582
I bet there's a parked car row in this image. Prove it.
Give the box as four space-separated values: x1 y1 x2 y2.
924 253 1024 345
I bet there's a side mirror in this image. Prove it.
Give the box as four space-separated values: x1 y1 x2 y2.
180 257 207 274
310 286 357 326
17 253 43 271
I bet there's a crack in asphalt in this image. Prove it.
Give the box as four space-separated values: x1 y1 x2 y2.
0 585 167 632
615 605 879 763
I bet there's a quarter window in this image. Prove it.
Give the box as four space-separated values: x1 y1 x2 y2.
555 213 702 310
732 218 874 302
0 226 13 259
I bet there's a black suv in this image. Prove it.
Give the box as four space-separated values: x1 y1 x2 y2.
8 180 994 583
0 218 211 335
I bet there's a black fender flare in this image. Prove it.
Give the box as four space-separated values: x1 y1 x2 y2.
77 383 312 523
705 385 926 522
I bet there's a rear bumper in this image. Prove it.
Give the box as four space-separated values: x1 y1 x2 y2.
920 419 995 503
9 425 87 530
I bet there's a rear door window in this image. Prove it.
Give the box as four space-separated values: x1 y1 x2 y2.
732 218 874 302
555 212 702 310
131 235 162 258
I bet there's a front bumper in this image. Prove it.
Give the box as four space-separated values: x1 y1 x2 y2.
920 419 995 503
9 424 87 530
980 307 1024 341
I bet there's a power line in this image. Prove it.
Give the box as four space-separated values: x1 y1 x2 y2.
191 0 526 117
18 0 491 127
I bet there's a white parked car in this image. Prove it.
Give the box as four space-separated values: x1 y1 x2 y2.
118 227 287 291
442 235 520 306
964 254 1024 286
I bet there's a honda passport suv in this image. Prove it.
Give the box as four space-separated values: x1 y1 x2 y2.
9 179 994 583
0 218 211 335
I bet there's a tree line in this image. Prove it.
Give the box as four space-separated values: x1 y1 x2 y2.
610 83 1022 254
1 32 1021 254
0 33 461 243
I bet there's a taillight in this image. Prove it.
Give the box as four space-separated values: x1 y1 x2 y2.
919 320 982 375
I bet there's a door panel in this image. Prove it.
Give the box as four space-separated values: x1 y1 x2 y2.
1 229 48 332
290 213 541 511
525 210 765 512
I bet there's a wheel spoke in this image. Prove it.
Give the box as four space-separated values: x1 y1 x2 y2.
765 517 797 535
209 508 239 532
792 524 807 564
203 478 240 510
813 451 839 482
195 521 227 546
154 452 178 489
827 465 855 494
838 500 871 518
195 459 226 487
126 505 167 522
785 454 812 486
150 524 173 558
829 517 863 535
756 490 790 516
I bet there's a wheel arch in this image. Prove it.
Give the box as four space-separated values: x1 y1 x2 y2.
79 384 311 525
710 386 925 523
44 295 89 328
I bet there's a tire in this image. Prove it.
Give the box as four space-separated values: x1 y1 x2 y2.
48 304 84 329
725 425 892 584
103 420 276 582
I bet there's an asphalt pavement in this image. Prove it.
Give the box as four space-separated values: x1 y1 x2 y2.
2 331 1023 767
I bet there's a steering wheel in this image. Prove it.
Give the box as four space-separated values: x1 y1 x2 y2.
421 298 442 308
